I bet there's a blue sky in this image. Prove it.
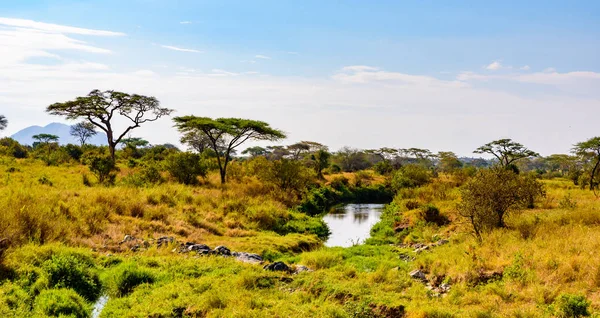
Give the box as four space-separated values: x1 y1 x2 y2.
0 1 599 155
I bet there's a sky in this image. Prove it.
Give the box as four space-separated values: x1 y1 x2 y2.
0 0 599 156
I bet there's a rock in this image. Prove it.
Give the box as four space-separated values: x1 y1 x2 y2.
233 252 263 264
399 253 415 262
157 236 174 247
293 265 312 274
120 235 136 244
409 269 427 281
414 245 430 254
435 239 449 246
213 245 231 256
264 262 290 272
187 244 212 254
439 283 451 293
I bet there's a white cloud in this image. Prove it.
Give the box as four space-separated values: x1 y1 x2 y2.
544 67 557 73
485 61 502 71
179 21 192 24
160 45 202 53
520 65 530 71
0 17 125 36
255 55 271 59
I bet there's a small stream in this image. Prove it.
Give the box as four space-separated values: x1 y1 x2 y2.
91 295 109 318
322 203 384 247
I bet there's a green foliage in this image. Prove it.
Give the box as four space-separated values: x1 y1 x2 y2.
63 144 83 161
164 152 207 185
391 164 432 190
458 168 546 239
42 254 102 301
38 175 53 186
173 116 286 183
33 288 90 318
554 294 590 317
0 137 28 158
475 138 539 167
103 263 155 297
84 154 117 185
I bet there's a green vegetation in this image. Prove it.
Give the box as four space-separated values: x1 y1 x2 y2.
0 106 599 316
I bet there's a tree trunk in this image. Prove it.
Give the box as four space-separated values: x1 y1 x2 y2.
590 157 600 191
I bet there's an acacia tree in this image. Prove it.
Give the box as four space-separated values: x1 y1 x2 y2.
70 122 97 146
32 133 59 145
242 146 267 158
47 89 173 160
311 149 330 179
0 115 7 131
572 137 600 191
173 116 286 184
474 139 539 169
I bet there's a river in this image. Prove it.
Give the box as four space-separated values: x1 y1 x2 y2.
322 203 385 247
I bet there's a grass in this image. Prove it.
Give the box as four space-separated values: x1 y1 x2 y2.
0 156 599 316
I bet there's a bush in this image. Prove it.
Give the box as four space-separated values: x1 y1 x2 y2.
164 152 207 185
0 137 28 158
554 294 590 317
63 144 83 161
104 263 155 297
391 164 432 190
43 254 102 301
84 154 117 185
33 288 90 318
458 168 546 239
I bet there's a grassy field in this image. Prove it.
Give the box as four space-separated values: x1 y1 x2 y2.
0 156 599 317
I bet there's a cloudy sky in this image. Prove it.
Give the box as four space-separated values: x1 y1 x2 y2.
0 0 599 156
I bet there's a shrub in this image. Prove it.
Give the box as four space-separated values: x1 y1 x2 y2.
554 294 590 317
391 164 431 190
421 204 448 226
38 176 53 186
0 137 28 158
42 254 102 301
63 144 83 161
104 263 155 297
457 168 546 239
33 289 90 318
329 175 349 190
85 154 117 185
164 152 207 185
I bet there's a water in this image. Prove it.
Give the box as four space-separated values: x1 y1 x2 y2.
323 203 385 247
91 295 109 318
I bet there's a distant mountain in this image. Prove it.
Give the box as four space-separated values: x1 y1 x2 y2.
11 123 108 146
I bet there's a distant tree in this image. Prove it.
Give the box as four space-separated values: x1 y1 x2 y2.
266 145 289 160
437 151 463 172
70 122 97 146
335 147 370 172
572 137 600 191
366 147 399 162
0 115 7 131
180 130 215 154
287 141 328 160
458 168 545 240
242 146 267 158
32 134 59 145
311 149 331 179
474 139 539 169
47 89 173 161
173 116 286 184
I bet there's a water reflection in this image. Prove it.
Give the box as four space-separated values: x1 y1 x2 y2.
323 203 384 247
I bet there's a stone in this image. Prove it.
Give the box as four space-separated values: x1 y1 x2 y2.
233 252 263 264
157 236 175 247
264 261 290 272
187 244 212 254
409 269 427 281
293 265 312 274
399 253 415 262
121 235 136 244
213 245 231 256
435 239 449 246
414 245 430 254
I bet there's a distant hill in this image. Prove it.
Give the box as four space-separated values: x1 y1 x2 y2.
11 123 108 146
